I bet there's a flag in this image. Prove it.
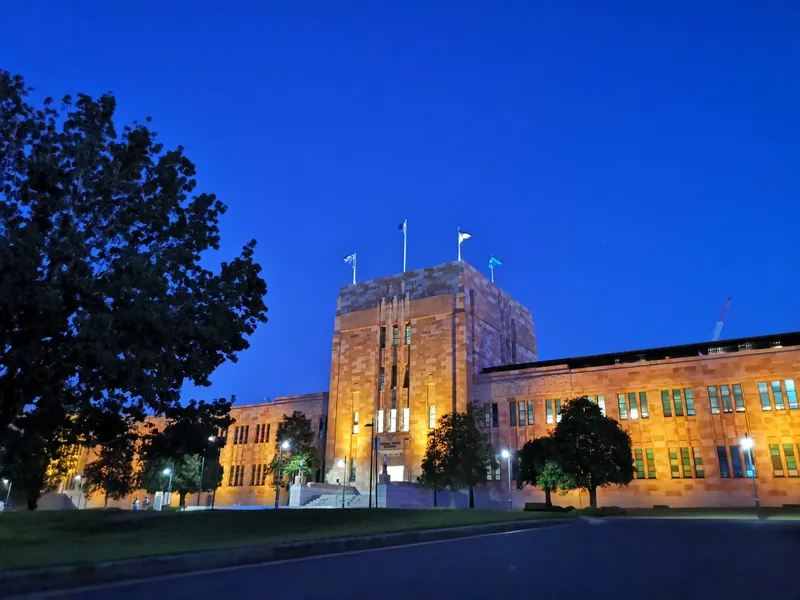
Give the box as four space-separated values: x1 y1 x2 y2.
398 220 407 232
344 253 356 265
489 256 502 268
458 231 471 243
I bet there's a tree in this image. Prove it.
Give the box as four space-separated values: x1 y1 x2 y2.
419 426 444 507
553 397 634 508
518 437 558 508
0 69 268 437
82 433 136 507
137 454 204 507
535 461 575 505
267 412 318 489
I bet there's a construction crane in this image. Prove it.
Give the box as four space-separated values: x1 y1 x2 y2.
711 297 732 342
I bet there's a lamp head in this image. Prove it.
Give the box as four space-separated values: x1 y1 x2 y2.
281 440 291 450
162 468 172 475
337 460 346 468
501 449 510 459
740 437 754 450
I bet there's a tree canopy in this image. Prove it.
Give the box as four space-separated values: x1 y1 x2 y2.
267 411 318 488
517 436 574 508
82 432 137 507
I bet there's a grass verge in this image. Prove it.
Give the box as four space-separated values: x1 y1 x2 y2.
0 508 571 571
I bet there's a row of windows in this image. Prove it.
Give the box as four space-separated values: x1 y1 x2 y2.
757 380 799 411
633 449 657 479
232 419 327 446
232 425 249 445
716 445 755 479
379 366 410 390
379 324 412 347
669 447 704 479
768 443 800 477
227 464 245 486
353 408 414 434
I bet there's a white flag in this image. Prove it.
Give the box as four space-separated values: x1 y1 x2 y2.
344 253 356 265
458 231 471 243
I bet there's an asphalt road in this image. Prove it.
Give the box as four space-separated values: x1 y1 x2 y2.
26 519 800 600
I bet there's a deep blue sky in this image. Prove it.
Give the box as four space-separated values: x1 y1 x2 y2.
4 2 799 405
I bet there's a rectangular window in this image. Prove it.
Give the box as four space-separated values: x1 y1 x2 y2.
546 399 553 424
720 385 733 413
318 418 326 440
628 392 639 420
743 446 756 477
391 366 397 389
404 323 411 345
729 445 743 478
350 458 356 482
708 386 720 415
233 427 240 445
772 381 785 410
639 392 649 419
484 404 491 428
428 405 436 429
401 407 409 432
250 465 256 486
555 399 562 423
684 389 695 416
783 444 798 477
669 450 680 479
403 367 409 389
255 464 261 485
680 447 693 478
392 325 399 346
785 380 798 410
380 327 386 347
379 368 385 390
634 449 645 479
527 401 535 425
228 466 235 486
509 402 517 427
758 382 771 411
693 447 704 478
717 446 731 478
617 394 628 420
492 403 499 428
254 424 260 443
266 423 271 443
732 384 746 412
517 402 526 426
377 409 384 433
389 408 397 432
661 390 672 417
646 449 657 479
673 390 684 417
597 395 606 416
353 412 359 434
770 444 784 477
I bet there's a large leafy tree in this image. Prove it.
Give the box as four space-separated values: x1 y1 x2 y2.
0 69 268 437
267 411 318 489
419 426 444 507
137 454 207 507
553 397 634 508
82 432 137 507
518 436 557 508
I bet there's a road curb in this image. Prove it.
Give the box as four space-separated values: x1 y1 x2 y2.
0 518 571 596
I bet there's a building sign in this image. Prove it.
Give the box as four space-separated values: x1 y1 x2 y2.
378 438 407 455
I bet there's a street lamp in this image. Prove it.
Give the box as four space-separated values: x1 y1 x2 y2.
197 436 217 507
163 467 173 507
1 478 10 510
501 449 512 510
74 475 83 509
274 440 291 508
337 458 347 508
740 435 761 519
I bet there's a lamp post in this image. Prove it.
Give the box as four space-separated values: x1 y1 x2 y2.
740 436 762 519
501 449 512 510
337 458 347 508
2 478 12 510
365 421 375 508
198 436 216 507
274 440 290 508
163 467 173 508
74 475 83 509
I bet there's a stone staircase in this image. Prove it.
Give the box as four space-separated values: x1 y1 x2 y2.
303 491 370 509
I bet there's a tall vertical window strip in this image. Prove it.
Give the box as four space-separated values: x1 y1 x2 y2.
492 403 499 428
518 402 526 427
389 408 397 432
404 323 411 345
772 381 786 410
743 445 756 477
484 404 491 428
720 385 732 413
684 389 695 416
597 395 606 416
770 444 784 477
692 448 704 478
391 366 397 389
729 445 743 478
392 325 399 346
708 387 720 414
428 405 436 429
401 407 409 432
680 447 693 478
785 380 798 410
783 444 798 477
617 394 628 420
717 446 730 478
377 410 384 433
646 449 656 479
380 327 386 347
628 392 638 419
352 412 359 434
350 458 356 482
527 401 535 425
546 399 553 424
732 384 745 412
639 392 649 418
672 390 684 417
634 449 645 479
661 390 672 417
669 450 680 479
758 382 771 411
555 399 562 423
379 368 385 390
509 402 517 427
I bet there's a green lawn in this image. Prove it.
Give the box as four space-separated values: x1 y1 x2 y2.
0 508 570 571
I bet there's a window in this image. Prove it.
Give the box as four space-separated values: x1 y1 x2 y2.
680 448 693 478
770 444 784 477
428 405 436 429
392 325 399 346
719 385 732 413
492 403 499 427
527 401 535 425
318 418 325 440
708 387 720 414
254 424 260 443
377 409 384 433
783 444 798 477
404 323 411 345
546 399 553 424
389 408 397 432
673 390 684 417
403 367 409 389
785 380 798 410
484 404 491 428
518 401 526 427
617 394 628 420
401 407 409 431
233 427 240 445
646 449 657 479
391 366 397 389
352 412 359 434
661 390 672 417
250 465 256 486
640 392 649 419
758 382 771 411
685 389 695 416
717 446 730 479
772 381 785 410
350 458 356 482
555 399 562 423
628 392 638 420
693 448 704 478
733 384 746 412
729 445 743 478
380 326 386 347
379 368 385 390
669 450 680 479
266 423 271 442
634 449 645 479
228 467 234 486
743 445 756 477
509 402 517 427
598 395 606 416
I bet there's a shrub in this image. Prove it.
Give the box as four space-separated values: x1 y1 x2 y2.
579 506 626 517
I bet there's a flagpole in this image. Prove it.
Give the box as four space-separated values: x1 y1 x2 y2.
403 220 407 273
490 265 494 283
457 228 461 262
353 253 357 284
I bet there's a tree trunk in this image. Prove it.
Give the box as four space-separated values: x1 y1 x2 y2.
450 488 457 508
468 485 475 509
433 487 438 508
179 491 187 507
588 485 597 509
544 488 552 509
104 493 109 508
26 493 38 511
